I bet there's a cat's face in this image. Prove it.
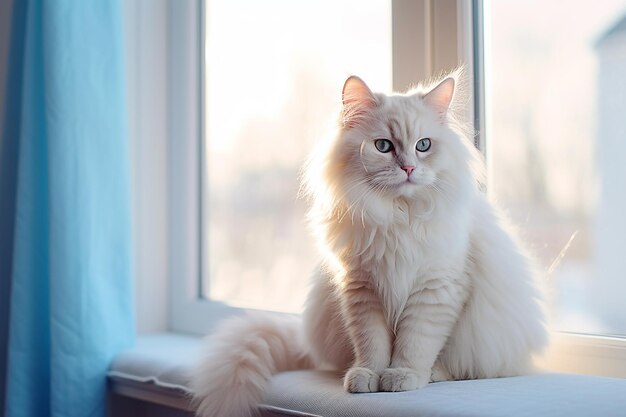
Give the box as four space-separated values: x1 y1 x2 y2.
332 76 471 206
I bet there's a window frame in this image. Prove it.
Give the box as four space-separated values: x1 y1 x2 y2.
167 0 469 335
165 0 626 379
167 0 237 335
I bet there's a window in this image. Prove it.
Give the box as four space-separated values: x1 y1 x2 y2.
488 0 626 337
168 0 626 378
169 0 465 333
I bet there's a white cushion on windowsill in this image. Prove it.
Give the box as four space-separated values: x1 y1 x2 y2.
108 333 626 417
109 333 197 394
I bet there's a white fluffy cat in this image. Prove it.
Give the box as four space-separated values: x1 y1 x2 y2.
191 73 548 417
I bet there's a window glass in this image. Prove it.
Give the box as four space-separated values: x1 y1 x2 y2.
489 0 626 335
203 0 392 311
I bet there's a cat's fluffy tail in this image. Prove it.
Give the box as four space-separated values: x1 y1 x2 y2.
190 313 312 417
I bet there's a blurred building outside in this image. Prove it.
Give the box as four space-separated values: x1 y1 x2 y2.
593 14 626 334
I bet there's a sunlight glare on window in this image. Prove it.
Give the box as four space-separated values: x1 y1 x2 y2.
203 0 392 312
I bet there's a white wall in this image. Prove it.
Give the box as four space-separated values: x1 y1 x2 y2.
124 0 170 334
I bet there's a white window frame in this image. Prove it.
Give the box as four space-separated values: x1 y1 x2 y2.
167 0 236 335
164 0 626 378
166 0 467 335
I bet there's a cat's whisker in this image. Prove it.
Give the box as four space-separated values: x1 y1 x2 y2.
340 175 386 219
428 183 448 202
342 186 374 225
359 141 370 173
339 179 377 225
350 180 387 226
336 177 373 207
428 177 455 206
360 182 393 226
351 184 380 225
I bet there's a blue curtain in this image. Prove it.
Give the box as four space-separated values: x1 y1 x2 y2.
0 1 134 417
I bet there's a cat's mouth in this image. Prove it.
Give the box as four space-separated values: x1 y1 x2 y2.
400 176 425 186
388 178 422 195
388 176 436 197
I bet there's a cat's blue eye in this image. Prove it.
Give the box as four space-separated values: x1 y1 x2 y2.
416 138 431 152
375 139 393 153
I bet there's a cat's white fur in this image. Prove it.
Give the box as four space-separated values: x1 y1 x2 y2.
191 73 548 417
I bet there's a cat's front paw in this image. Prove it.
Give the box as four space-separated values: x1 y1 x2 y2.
380 367 429 392
344 367 380 393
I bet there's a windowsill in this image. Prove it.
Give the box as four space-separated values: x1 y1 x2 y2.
109 333 626 417
108 333 196 412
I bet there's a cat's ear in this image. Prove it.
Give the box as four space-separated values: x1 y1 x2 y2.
342 76 377 128
423 77 455 117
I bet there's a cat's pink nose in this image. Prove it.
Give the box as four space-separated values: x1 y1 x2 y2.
401 165 415 176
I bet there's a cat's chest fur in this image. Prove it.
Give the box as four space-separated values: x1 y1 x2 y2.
349 198 472 324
